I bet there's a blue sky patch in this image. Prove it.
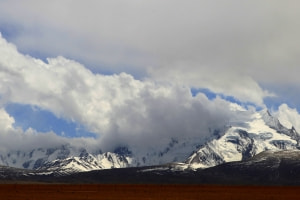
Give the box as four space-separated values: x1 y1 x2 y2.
191 88 261 110
5 103 96 138
191 88 217 99
0 23 20 40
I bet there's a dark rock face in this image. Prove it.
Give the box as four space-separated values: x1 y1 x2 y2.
2 150 300 185
200 150 300 185
22 160 33 169
113 146 132 156
186 129 257 167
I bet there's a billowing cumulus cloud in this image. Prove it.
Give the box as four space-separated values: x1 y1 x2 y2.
0 107 97 152
0 34 248 152
0 0 300 105
1 1 300 105
274 104 300 132
1 1 300 153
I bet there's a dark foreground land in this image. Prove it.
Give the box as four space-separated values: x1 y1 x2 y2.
0 184 299 200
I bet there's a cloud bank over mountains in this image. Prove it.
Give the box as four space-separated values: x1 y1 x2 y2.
0 32 299 153
0 1 300 152
0 34 245 151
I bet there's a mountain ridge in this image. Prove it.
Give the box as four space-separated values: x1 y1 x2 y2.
2 149 300 185
185 109 300 169
0 109 299 175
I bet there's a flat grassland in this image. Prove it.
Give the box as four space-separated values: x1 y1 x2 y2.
0 184 299 200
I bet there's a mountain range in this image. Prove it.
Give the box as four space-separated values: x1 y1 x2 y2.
1 109 300 184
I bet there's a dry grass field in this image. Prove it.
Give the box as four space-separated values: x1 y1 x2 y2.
0 184 299 200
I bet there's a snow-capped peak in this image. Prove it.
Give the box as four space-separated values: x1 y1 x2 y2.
0 109 299 174
0 145 132 174
186 109 300 169
260 109 284 131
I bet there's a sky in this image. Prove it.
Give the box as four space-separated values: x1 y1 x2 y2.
0 0 300 152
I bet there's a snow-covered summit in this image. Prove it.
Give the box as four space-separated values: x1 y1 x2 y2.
186 109 300 169
0 109 299 173
0 145 132 174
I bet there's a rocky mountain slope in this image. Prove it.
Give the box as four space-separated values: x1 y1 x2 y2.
199 150 300 185
2 149 300 185
0 109 299 174
186 109 300 168
0 145 132 174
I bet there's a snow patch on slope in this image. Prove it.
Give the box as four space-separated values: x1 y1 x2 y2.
186 109 299 169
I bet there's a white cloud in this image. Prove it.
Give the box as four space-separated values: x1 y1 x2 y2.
0 107 93 152
0 108 15 132
0 0 300 152
274 104 300 132
0 33 250 152
1 1 300 105
100 91 244 151
149 65 275 106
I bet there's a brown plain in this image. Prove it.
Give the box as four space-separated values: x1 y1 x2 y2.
0 184 299 200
